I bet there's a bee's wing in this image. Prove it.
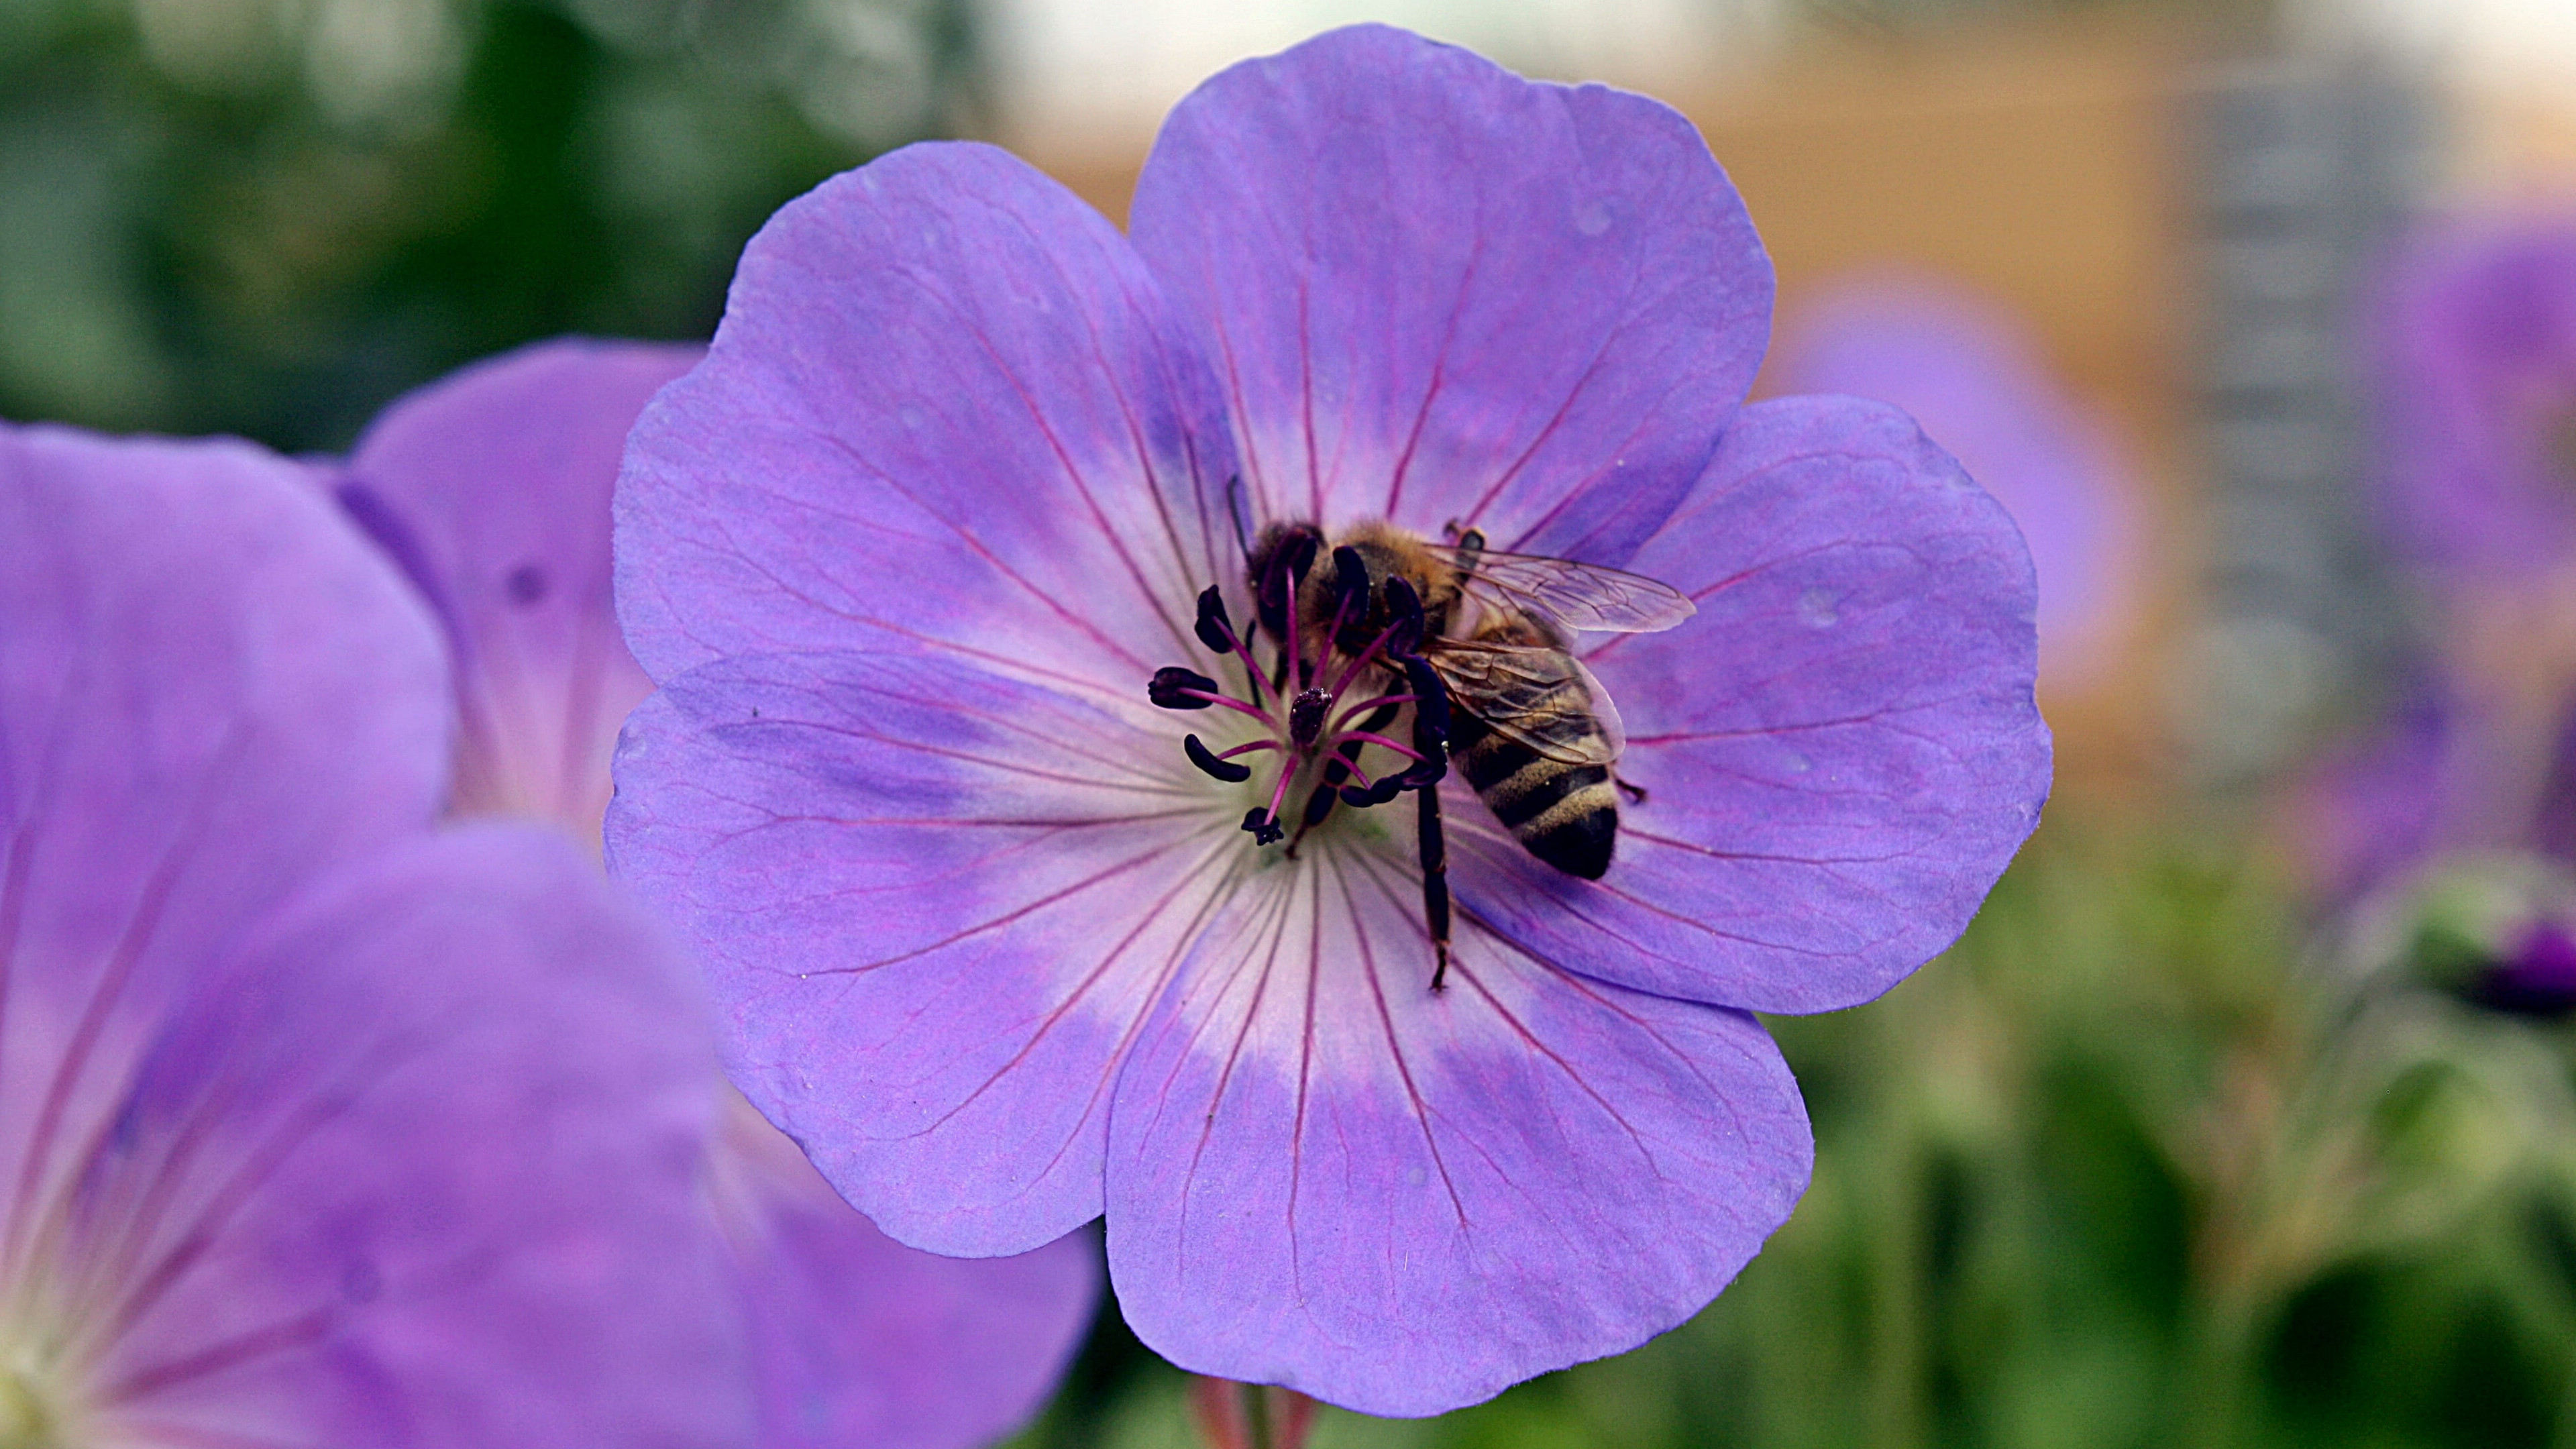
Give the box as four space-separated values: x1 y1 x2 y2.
1430 642 1625 767
1434 546 1697 634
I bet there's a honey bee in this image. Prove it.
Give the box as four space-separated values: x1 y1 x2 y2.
1245 518 1694 987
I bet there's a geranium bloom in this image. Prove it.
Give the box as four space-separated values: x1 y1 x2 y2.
1771 274 2139 687
2305 223 2576 904
608 25 2048 1415
0 423 747 1444
2305 223 2576 1012
333 339 1099 1448
2375 219 2576 580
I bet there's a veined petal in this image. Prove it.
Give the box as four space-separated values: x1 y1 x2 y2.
1104 839 1809 1417
340 339 698 841
1456 396 2049 1014
710 1095 1099 1449
1129 24 1769 566
610 648 1229 1254
79 826 748 1448
616 142 1239 699
0 424 447 1277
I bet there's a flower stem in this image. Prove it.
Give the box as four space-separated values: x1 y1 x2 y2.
1185 1377 1316 1449
1243 1380 1274 1449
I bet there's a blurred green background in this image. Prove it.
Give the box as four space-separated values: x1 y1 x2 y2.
12 0 2576 1445
0 0 971 449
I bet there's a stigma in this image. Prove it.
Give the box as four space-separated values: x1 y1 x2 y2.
1145 536 1449 851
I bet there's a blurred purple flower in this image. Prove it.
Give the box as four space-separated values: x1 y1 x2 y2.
608 25 2049 1415
1770 274 2139 686
2307 221 2576 901
2301 220 2576 1014
2375 218 2576 580
0 423 749 1446
335 339 1099 1449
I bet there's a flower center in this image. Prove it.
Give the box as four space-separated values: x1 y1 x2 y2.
1146 527 1451 851
0 1307 85 1449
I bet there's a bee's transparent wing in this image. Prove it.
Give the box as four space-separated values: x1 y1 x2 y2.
1429 641 1625 767
1435 547 1697 634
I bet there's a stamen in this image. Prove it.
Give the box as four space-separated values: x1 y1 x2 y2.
1341 775 1406 808
1192 586 1236 655
1242 807 1285 845
1299 785 1338 830
1184 735 1254 783
1328 731 1425 763
1149 667 1220 709
1283 547 1308 689
1253 527 1320 643
1383 576 1426 653
1332 546 1370 612
1194 586 1265 710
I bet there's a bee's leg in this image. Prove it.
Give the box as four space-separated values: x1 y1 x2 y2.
1417 784 1453 991
1615 774 1649 805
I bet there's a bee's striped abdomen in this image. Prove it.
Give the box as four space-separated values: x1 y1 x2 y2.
1451 712 1618 880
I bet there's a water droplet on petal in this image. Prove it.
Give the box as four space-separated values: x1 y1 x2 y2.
1797 588 1839 629
1574 200 1612 237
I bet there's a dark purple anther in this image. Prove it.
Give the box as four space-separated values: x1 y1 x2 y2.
1150 666 1220 708
1185 734 1253 782
1195 586 1238 654
1333 545 1370 610
1242 807 1285 845
1383 575 1425 654
1254 527 1320 640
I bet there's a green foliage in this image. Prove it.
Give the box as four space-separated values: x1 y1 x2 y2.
0 0 969 449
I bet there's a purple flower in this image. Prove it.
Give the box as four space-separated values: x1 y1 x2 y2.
2375 217 2576 580
2303 220 2576 907
0 422 749 1445
608 25 2049 1415
334 339 1100 1449
1770 274 2139 687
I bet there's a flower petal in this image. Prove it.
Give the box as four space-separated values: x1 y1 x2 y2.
1771 276 2139 682
711 1095 1100 1449
0 423 447 1270
610 647 1226 1254
615 142 1238 699
1453 396 2049 1014
84 825 749 1448
339 339 698 839
1103 841 1810 1417
1128 24 1769 564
